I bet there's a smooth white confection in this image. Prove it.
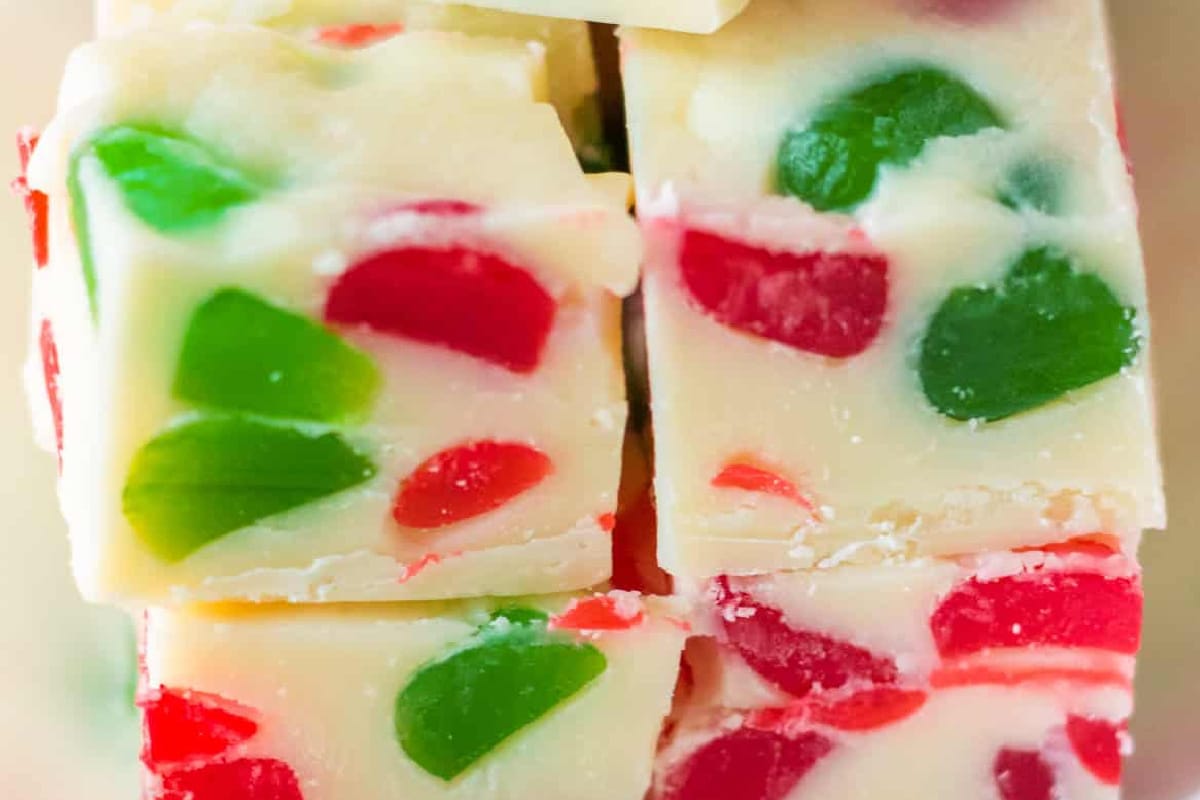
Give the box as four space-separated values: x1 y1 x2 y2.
621 0 1163 580
27 26 642 603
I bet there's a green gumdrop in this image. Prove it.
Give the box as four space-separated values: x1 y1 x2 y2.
85 125 261 233
123 417 377 562
175 288 381 422
395 612 606 781
488 606 551 626
997 156 1066 215
919 246 1140 422
777 66 1005 211
572 94 617 174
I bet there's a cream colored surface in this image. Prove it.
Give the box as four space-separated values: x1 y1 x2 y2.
434 0 749 34
623 0 1161 578
96 0 607 163
29 26 642 603
144 597 687 799
1 2 1197 799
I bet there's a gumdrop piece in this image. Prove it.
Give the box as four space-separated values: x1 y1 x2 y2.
777 66 1004 211
123 417 377 562
394 612 606 780
712 460 817 514
38 320 63 468
659 728 833 800
993 749 1056 800
1067 716 1125 785
154 758 302 800
175 288 381 422
931 571 1142 657
313 23 404 48
809 688 927 732
392 440 552 529
549 593 646 632
12 128 49 267
325 245 556 373
81 125 261 233
140 687 259 767
679 229 888 358
920 246 1140 421
997 156 1066 215
714 578 899 697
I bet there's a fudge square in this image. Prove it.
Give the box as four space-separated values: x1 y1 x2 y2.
655 538 1141 799
96 0 615 171
621 0 1163 579
25 25 641 604
140 592 687 800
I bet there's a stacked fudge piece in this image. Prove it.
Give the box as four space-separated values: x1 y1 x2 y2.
15 0 1162 798
621 0 1162 798
20 6 696 798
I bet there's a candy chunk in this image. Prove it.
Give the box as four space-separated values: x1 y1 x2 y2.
622 0 1161 578
920 246 1140 422
176 288 381 422
325 246 557 374
123 418 377 562
654 546 1139 799
395 610 606 779
140 687 260 766
96 0 611 168
776 66 1004 212
142 594 687 799
30 27 639 603
393 440 553 529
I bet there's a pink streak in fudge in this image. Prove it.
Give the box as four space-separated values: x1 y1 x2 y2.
38 319 62 469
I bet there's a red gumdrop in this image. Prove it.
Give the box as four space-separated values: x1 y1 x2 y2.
325 245 556 373
931 572 1143 657
140 687 259 767
155 758 302 800
993 749 1056 800
711 461 816 513
313 22 404 48
549 594 646 632
660 728 833 800
714 578 899 697
12 128 49 268
392 440 552 529
809 687 927 732
39 320 63 468
678 229 887 358
1067 715 1125 786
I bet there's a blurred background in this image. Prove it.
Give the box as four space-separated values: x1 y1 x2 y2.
0 1 1195 798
